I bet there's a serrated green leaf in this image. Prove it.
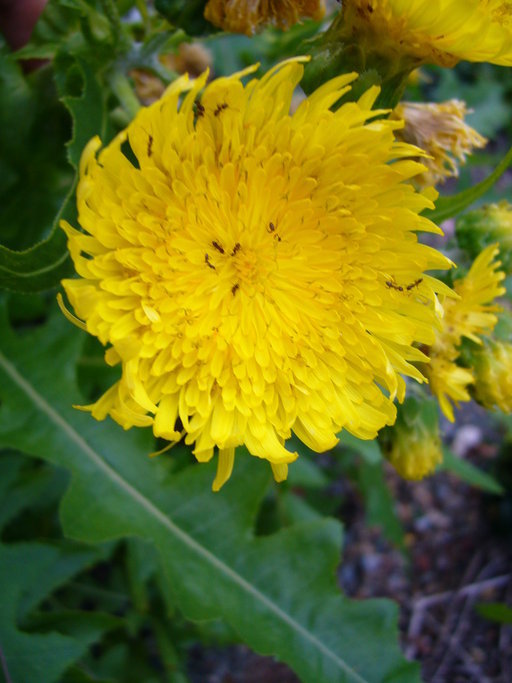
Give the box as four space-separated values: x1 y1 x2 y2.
54 56 111 171
0 541 104 683
424 144 512 224
440 448 504 495
0 309 419 683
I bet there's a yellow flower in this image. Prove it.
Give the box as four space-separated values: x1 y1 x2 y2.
473 341 512 413
343 0 512 67
204 0 325 35
387 425 443 480
426 244 506 421
60 59 451 490
427 357 475 420
393 100 486 188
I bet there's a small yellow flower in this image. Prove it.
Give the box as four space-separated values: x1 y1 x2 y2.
426 244 506 421
343 0 512 67
60 59 452 489
393 100 486 188
387 425 443 480
473 341 512 413
204 0 325 35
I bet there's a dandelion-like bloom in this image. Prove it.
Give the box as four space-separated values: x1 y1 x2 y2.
426 245 506 421
60 59 452 489
204 0 325 35
393 100 486 188
473 341 512 413
342 0 512 67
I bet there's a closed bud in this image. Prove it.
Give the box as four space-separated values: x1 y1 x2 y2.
383 398 443 480
473 341 512 413
457 202 512 273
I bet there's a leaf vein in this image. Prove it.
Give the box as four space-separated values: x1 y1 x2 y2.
0 350 367 683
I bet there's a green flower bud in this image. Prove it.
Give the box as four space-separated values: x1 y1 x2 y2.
456 202 512 274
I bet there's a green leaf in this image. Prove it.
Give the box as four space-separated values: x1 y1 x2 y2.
0 452 61 532
54 56 112 173
0 55 111 293
0 309 419 683
28 609 123 645
475 601 512 624
336 432 382 465
0 541 104 683
424 144 512 224
0 191 75 293
155 0 212 36
439 448 504 495
0 46 75 291
357 461 405 550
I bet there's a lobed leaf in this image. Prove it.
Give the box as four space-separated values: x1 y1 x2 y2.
0 309 420 683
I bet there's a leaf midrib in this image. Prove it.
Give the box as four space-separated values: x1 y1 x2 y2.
0 349 367 683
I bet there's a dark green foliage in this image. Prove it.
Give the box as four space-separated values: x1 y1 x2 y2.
0 309 420 683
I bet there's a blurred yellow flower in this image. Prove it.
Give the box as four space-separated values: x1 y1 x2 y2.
60 59 451 489
474 341 512 413
426 245 506 421
393 100 486 188
204 0 325 35
343 0 512 67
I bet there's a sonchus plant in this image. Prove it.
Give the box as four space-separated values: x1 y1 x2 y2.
59 59 452 490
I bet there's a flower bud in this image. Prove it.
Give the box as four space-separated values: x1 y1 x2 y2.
473 341 512 413
457 202 512 273
383 398 443 480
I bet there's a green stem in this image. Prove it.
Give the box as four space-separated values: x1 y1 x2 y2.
110 71 141 119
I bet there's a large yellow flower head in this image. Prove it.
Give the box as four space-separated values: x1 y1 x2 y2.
343 0 512 67
60 59 451 489
426 244 506 420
